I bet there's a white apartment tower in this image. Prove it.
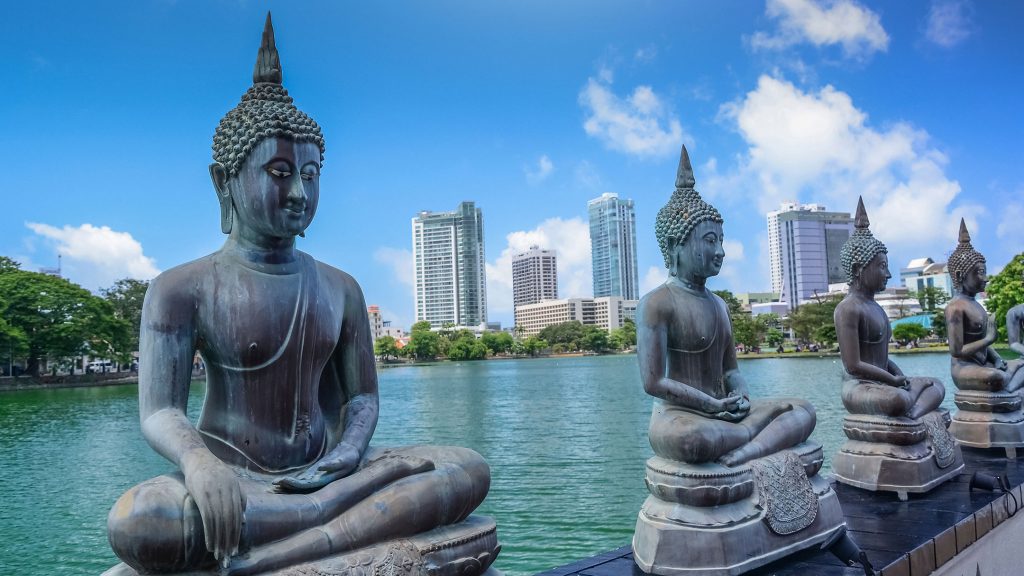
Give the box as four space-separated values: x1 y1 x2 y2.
512 246 558 328
588 193 639 300
412 202 487 328
767 202 853 309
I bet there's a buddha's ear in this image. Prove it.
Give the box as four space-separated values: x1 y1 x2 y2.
209 162 233 234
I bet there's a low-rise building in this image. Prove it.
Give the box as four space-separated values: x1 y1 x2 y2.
515 296 638 337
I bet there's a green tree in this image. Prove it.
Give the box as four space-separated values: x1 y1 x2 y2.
713 290 744 316
447 334 488 361
101 278 149 355
580 326 609 352
893 323 929 346
788 295 842 343
911 286 950 313
481 331 513 355
406 328 440 361
0 266 130 375
411 320 432 333
931 309 947 339
766 328 784 348
731 313 768 350
538 321 587 351
610 319 637 349
374 335 399 361
813 324 837 347
985 253 1024 343
522 336 547 357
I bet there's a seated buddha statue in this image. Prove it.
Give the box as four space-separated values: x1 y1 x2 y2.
945 219 1024 455
632 145 844 576
1008 294 1024 358
831 198 961 498
104 15 498 576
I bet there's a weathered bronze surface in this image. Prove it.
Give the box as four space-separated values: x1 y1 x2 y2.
632 145 844 575
831 198 962 499
103 14 498 576
945 219 1024 454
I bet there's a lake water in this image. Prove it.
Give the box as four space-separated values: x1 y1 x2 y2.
0 353 958 575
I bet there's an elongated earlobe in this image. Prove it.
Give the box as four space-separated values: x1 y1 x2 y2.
209 162 233 234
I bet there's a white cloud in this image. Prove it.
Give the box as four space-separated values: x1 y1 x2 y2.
524 155 554 184
718 74 981 256
579 74 685 158
750 0 889 59
924 0 975 48
997 202 1024 253
641 266 667 294
634 45 658 64
485 218 593 315
373 247 414 293
25 222 159 291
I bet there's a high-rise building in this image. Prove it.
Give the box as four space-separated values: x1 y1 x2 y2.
512 246 558 328
412 202 487 328
588 193 639 300
767 202 853 308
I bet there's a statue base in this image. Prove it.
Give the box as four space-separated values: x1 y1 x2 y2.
633 444 845 576
832 412 964 500
102 515 500 576
951 390 1024 457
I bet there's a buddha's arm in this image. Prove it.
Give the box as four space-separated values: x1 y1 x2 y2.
637 303 728 415
1009 309 1024 356
835 307 902 385
949 307 993 359
137 274 243 564
333 277 379 459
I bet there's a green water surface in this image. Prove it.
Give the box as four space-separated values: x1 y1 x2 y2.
0 353 957 575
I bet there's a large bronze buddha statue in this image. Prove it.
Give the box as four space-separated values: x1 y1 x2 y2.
945 220 1024 457
103 15 499 576
632 145 844 576
831 198 962 499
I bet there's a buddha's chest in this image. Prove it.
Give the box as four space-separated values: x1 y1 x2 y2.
860 306 889 344
197 272 342 370
667 300 723 353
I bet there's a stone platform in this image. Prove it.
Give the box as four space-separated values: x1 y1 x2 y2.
537 447 1024 576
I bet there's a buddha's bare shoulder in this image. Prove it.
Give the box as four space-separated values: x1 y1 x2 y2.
144 254 220 311
639 283 674 321
311 256 366 301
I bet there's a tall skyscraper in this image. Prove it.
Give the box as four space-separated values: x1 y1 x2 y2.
412 201 487 328
767 202 853 308
588 193 639 300
512 246 558 328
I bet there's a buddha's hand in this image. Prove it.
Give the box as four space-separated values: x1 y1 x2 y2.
987 315 998 341
274 442 361 493
181 451 245 565
891 375 909 389
710 393 749 422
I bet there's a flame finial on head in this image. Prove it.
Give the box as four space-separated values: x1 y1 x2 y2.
840 196 888 284
949 218 985 292
253 12 282 85
675 145 695 190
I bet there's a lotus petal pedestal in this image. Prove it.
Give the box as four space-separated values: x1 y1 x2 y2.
832 411 963 501
102 516 500 576
951 390 1024 458
633 442 845 576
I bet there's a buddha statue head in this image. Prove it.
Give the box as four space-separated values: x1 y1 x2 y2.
840 197 889 293
948 219 987 295
655 145 724 279
209 13 326 237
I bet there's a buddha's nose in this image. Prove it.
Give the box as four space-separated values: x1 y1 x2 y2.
286 175 306 207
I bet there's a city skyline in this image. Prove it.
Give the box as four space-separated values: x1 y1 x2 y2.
412 202 488 328
2 2 1022 330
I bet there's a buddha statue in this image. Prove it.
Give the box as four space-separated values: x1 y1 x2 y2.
830 198 962 499
103 15 499 576
1008 289 1024 358
945 219 1024 457
632 145 845 576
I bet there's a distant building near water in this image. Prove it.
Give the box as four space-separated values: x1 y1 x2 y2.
901 257 953 298
767 202 853 309
367 305 405 341
512 246 558 329
589 193 639 300
736 292 780 312
515 296 637 338
412 202 487 329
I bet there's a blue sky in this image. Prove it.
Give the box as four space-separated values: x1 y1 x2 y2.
2 0 1022 329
